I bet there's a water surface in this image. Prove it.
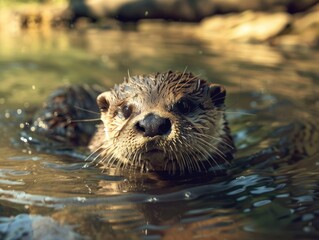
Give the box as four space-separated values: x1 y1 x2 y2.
0 25 319 239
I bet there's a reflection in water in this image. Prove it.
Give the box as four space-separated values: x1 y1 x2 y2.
0 25 319 239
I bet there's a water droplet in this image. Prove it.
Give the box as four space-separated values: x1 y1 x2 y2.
20 123 25 129
17 109 22 115
5 112 10 118
144 11 149 16
82 163 89 168
76 197 86 203
184 191 191 199
147 197 158 202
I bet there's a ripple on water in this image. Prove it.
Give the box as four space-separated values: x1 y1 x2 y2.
8 156 41 161
253 199 272 208
0 28 319 240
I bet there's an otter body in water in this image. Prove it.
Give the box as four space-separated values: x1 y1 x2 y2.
32 71 235 175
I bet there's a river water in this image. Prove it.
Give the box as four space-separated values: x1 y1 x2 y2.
0 25 319 239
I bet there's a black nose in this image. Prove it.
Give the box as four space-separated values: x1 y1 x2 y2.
135 113 172 137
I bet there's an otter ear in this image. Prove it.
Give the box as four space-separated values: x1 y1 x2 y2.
97 92 111 113
209 84 226 107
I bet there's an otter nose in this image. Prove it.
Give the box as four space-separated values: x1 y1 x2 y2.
135 113 172 137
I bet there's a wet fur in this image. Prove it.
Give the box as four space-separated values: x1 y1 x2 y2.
89 71 235 175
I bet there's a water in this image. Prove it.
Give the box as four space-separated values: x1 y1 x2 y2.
0 25 319 239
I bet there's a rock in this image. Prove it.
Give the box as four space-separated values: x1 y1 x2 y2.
0 214 84 240
287 0 319 13
67 0 319 22
272 3 319 47
293 4 319 32
199 12 291 43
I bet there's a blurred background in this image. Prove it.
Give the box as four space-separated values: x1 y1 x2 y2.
0 0 318 108
0 1 319 239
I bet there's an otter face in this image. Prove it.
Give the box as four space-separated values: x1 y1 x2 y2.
94 71 234 175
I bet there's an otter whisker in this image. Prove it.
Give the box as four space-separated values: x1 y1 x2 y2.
98 145 118 167
90 151 105 167
191 144 221 174
166 143 180 175
192 146 214 173
195 143 222 170
184 141 208 172
212 136 235 151
194 131 235 151
180 147 197 173
221 111 255 116
71 118 101 123
195 137 231 167
134 151 142 171
180 152 188 175
131 149 140 170
177 142 197 173
183 151 194 173
83 146 103 168
74 105 100 115
194 134 229 157
84 143 105 162
137 153 146 173
172 140 185 175
129 150 139 172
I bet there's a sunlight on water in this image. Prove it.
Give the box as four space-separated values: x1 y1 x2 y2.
0 26 319 239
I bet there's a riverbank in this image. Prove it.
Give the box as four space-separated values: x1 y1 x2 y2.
1 0 318 48
0 0 67 32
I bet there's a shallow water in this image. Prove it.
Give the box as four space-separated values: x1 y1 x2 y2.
0 25 319 239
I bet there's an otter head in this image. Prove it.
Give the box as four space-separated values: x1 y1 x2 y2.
95 71 234 175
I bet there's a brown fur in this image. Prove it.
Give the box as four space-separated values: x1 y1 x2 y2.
89 71 235 175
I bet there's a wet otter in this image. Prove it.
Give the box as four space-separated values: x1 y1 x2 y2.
90 71 235 174
31 71 235 175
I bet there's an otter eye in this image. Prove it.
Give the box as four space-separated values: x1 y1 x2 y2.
174 99 195 115
122 105 132 119
116 104 133 119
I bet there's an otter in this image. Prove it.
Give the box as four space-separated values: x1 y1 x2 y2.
30 71 235 175
90 71 235 174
